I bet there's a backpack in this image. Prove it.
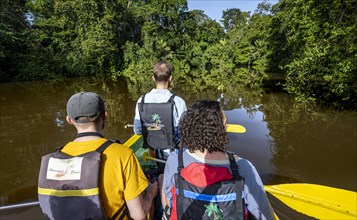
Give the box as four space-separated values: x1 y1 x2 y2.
169 148 247 220
138 93 177 150
38 132 127 220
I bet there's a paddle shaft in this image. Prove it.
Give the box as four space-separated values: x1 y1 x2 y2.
124 124 134 128
142 152 166 164
0 201 39 210
125 124 246 133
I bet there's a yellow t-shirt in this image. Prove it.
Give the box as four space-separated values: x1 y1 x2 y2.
61 138 149 219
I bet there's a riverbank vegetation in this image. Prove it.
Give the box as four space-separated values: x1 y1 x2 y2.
1 0 356 108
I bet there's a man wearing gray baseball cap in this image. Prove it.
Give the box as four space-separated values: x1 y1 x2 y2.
39 92 158 220
66 92 106 123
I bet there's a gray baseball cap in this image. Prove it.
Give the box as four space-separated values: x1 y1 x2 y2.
66 92 105 123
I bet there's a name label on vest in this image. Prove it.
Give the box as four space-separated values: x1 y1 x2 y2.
46 157 83 180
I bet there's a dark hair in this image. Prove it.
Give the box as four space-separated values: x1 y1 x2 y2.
153 61 172 82
179 100 228 153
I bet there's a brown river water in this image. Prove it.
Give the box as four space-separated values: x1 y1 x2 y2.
0 79 356 216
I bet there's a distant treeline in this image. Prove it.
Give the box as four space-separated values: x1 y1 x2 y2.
1 0 356 108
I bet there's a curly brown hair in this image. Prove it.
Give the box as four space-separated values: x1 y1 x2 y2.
179 100 228 153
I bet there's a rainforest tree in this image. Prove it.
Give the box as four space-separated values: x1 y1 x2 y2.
0 0 31 82
1 0 356 108
27 0 137 78
269 0 357 108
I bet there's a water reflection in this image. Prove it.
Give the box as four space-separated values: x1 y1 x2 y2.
262 93 357 191
54 112 64 128
0 78 356 207
0 79 137 205
226 108 277 178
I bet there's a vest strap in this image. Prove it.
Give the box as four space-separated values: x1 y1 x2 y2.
176 146 185 219
228 153 245 217
111 203 128 220
140 93 146 112
168 94 176 103
177 147 184 194
168 94 177 138
95 140 113 153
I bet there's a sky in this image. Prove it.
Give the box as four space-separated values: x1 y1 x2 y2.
188 0 278 21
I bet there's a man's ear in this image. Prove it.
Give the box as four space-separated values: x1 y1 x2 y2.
66 115 74 124
169 75 172 82
152 75 156 82
103 111 108 120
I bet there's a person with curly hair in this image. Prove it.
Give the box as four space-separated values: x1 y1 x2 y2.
159 100 275 219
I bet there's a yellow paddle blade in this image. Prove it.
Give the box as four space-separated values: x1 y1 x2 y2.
264 184 357 219
123 134 142 148
227 124 246 133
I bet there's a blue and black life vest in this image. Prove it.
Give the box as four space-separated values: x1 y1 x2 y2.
38 132 127 220
138 93 176 150
169 148 247 220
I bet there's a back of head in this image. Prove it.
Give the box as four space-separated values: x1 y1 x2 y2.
66 92 105 123
153 61 173 82
179 100 228 153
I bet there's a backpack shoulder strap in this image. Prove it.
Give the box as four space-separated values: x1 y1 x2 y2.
227 153 242 179
95 140 113 153
228 152 245 218
167 94 176 103
168 94 178 129
176 147 184 195
55 145 65 152
176 146 185 219
111 203 128 220
140 93 146 112
96 140 128 219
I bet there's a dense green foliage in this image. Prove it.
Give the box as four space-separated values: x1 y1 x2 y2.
269 0 357 108
0 0 356 108
0 0 31 81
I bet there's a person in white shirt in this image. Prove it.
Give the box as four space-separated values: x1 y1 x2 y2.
133 61 187 160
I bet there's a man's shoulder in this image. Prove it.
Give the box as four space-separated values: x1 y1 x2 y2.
167 149 194 163
139 89 185 103
235 157 260 179
173 95 185 102
104 142 134 157
236 157 253 167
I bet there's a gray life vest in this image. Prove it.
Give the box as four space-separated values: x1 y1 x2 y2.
173 149 246 220
138 94 177 150
38 132 127 220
